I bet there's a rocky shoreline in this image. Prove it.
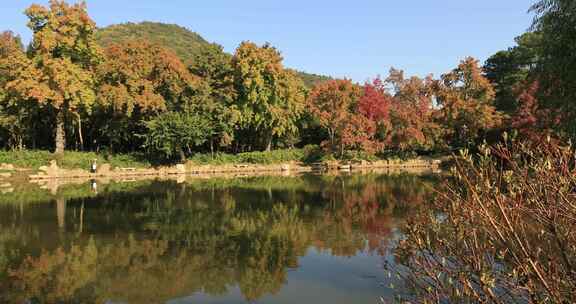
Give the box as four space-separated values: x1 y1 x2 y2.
0 158 444 195
0 158 443 185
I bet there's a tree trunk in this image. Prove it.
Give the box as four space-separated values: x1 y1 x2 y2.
210 138 214 159
75 112 84 151
265 139 272 152
328 129 336 153
178 146 186 163
55 109 66 154
265 132 273 152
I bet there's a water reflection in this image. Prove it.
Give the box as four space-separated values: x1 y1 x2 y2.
0 173 436 303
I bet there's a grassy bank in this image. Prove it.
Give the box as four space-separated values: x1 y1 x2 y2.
0 150 151 170
0 145 443 171
0 146 323 170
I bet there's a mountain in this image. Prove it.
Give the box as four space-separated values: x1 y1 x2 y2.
95 22 330 87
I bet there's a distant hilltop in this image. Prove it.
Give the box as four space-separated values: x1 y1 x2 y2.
96 21 331 87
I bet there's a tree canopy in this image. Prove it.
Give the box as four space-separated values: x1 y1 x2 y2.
233 42 306 151
3 0 102 153
1 0 573 161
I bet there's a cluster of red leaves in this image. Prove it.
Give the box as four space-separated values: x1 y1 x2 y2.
308 72 442 154
340 113 378 153
511 81 562 142
358 78 391 122
358 72 438 151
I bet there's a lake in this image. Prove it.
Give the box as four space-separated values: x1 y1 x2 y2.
0 172 437 303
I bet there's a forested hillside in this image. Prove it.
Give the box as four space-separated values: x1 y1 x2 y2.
96 22 329 87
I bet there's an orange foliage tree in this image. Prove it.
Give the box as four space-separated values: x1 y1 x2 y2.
436 57 502 147
94 39 204 151
307 79 365 156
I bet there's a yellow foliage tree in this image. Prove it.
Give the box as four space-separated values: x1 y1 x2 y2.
5 0 102 153
233 42 306 151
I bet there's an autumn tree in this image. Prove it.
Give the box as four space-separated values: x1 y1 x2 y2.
385 69 442 151
0 31 38 150
4 0 102 154
232 41 306 151
358 77 392 151
0 32 22 98
510 81 561 142
95 39 203 151
97 39 201 115
307 79 362 156
340 113 377 154
436 57 502 147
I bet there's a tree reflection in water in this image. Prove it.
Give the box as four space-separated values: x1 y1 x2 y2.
0 173 436 303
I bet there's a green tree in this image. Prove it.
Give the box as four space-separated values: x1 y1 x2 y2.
529 0 576 137
189 43 240 154
484 32 542 114
232 41 306 151
142 111 213 161
5 0 102 154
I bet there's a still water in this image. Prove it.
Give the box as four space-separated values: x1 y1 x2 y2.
0 173 437 303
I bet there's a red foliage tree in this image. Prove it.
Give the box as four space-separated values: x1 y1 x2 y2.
341 113 377 154
386 69 440 151
358 77 393 151
511 81 561 141
358 77 392 122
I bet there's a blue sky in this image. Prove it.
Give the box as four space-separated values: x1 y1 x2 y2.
1 0 534 82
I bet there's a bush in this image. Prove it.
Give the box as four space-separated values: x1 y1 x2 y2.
393 138 576 303
187 146 321 165
142 112 212 161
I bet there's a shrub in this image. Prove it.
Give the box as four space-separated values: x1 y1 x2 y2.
142 112 212 161
187 146 321 165
393 137 576 303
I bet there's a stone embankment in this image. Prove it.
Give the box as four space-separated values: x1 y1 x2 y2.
0 158 443 183
0 166 13 193
22 158 442 180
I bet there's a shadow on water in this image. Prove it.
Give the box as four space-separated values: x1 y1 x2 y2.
0 172 439 303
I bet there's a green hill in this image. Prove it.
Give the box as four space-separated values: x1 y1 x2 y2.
96 22 330 87
291 70 332 88
96 22 209 64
